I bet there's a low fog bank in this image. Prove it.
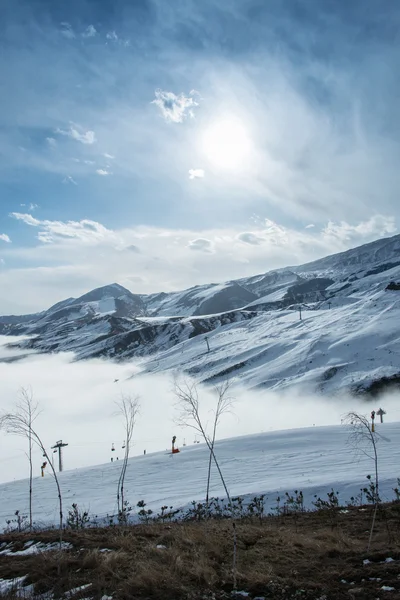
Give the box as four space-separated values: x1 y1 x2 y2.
0 336 399 484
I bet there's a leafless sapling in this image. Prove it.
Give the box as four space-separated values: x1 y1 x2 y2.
0 394 64 547
115 393 140 524
174 378 237 590
205 381 235 509
14 387 39 531
344 411 383 551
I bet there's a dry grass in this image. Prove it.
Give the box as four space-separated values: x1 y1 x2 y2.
1 504 400 599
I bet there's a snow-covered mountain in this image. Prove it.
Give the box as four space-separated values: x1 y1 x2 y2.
2 233 400 394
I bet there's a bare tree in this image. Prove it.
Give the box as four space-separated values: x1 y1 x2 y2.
344 411 381 551
19 387 39 531
174 378 237 590
205 381 235 509
115 394 140 524
0 396 64 547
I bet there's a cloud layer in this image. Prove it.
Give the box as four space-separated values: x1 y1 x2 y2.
1 338 400 485
0 211 396 313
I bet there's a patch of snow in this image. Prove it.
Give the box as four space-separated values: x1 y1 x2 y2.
0 577 27 595
65 583 92 598
0 541 72 556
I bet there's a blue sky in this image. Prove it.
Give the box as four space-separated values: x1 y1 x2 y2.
0 0 399 313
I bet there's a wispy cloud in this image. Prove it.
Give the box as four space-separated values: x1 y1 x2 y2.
188 168 205 179
20 203 39 211
322 215 396 243
0 234 11 243
106 31 118 41
152 89 199 123
46 137 57 147
96 169 112 176
103 153 115 159
188 238 213 252
10 213 115 244
237 232 265 245
82 25 97 38
62 176 78 185
60 22 75 39
56 123 96 145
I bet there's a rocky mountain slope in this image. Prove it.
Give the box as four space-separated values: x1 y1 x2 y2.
1 233 400 394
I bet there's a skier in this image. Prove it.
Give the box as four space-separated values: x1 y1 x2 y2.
172 435 180 454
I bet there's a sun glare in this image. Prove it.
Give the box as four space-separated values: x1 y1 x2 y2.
200 117 252 170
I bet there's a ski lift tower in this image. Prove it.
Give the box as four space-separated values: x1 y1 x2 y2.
51 440 68 472
377 408 386 423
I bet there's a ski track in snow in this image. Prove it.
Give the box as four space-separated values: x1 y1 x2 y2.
0 423 399 529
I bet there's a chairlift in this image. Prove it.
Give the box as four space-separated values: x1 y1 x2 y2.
111 443 115 452
122 440 126 449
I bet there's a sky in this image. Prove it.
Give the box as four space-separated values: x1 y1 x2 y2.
2 337 400 484
0 0 400 313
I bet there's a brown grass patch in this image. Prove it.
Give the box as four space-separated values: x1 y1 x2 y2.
0 504 400 599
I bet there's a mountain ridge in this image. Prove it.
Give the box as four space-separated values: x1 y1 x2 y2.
1 232 400 396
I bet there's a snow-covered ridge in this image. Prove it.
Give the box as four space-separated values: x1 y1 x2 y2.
1 233 400 394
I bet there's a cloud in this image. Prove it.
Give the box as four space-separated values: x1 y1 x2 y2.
82 25 97 38
305 224 315 229
125 244 140 253
96 169 112 176
188 168 205 179
0 234 11 243
188 238 213 253
56 124 96 145
2 211 398 313
106 31 118 41
237 232 265 245
10 213 115 245
46 137 57 147
20 203 39 211
10 213 39 226
322 215 396 244
152 89 199 123
103 153 115 159
1 337 400 485
62 176 78 185
60 22 75 39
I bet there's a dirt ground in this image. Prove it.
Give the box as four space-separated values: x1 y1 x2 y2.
1 503 400 599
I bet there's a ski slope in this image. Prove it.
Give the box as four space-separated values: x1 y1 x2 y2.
139 288 400 392
0 423 399 529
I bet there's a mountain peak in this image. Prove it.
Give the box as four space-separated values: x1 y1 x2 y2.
75 283 133 304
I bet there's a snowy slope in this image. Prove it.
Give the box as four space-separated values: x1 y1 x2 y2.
139 285 400 394
0 423 399 529
1 234 400 395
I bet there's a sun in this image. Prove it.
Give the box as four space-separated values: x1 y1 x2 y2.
200 117 252 170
